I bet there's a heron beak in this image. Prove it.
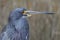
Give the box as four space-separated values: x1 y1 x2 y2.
24 10 55 14
23 10 55 17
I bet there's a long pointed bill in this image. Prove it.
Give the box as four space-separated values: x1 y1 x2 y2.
24 10 55 14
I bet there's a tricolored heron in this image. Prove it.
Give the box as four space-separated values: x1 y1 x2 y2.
0 8 54 40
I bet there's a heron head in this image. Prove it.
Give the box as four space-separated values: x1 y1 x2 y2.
8 8 26 22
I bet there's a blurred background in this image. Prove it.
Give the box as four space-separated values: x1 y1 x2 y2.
0 0 60 40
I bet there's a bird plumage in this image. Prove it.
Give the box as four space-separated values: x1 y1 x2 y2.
0 8 29 40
